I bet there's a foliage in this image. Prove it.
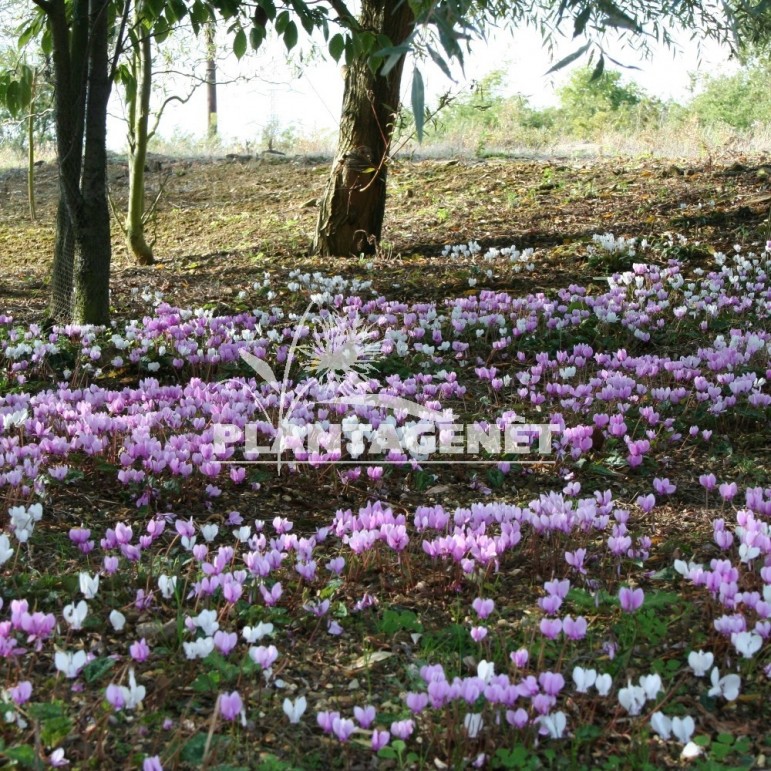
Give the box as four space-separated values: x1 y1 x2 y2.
685 54 771 129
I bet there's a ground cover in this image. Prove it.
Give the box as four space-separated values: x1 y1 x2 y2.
0 153 770 769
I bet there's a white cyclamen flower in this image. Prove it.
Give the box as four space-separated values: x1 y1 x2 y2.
650 711 672 740
282 696 307 724
687 650 714 677
54 650 87 678
79 571 100 599
63 600 88 630
572 666 597 694
707 668 741 701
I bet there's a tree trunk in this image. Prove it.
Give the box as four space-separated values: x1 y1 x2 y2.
126 16 154 265
313 0 413 257
72 0 112 324
205 21 218 139
44 0 112 325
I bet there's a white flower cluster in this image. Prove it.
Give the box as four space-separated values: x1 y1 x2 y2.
590 232 646 256
8 503 43 543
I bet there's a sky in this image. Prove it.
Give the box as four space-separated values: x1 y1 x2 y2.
106 21 741 151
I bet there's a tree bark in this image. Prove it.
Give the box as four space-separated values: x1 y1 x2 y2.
126 15 155 265
205 21 218 139
72 0 112 324
313 0 413 257
43 0 112 325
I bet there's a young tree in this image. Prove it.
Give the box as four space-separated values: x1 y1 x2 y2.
313 0 414 256
123 2 155 265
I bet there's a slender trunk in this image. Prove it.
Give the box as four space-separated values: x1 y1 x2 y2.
126 17 154 265
73 0 112 324
205 21 217 138
27 70 37 222
49 197 74 321
313 0 413 256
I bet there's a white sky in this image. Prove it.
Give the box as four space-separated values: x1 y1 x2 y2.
106 23 740 151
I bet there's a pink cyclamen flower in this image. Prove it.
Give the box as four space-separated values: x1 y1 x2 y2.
405 692 429 713
699 473 717 491
143 757 163 771
540 618 562 639
218 691 243 721
48 748 69 767
619 586 644 613
390 719 414 740
471 597 495 619
719 482 738 501
563 615 588 640
636 494 656 513
354 704 376 728
371 729 390 751
129 638 150 663
653 477 676 495
470 626 488 642
10 681 32 705
317 710 340 733
332 716 356 742
510 648 529 667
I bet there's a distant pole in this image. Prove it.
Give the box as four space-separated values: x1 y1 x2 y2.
205 20 218 138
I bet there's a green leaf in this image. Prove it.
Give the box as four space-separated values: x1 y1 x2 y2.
573 5 592 38
590 54 605 82
329 33 345 62
233 29 247 59
83 656 116 683
250 26 266 50
4 744 36 765
411 68 425 141
181 733 209 765
40 716 73 747
283 21 298 51
545 42 591 75
375 45 409 77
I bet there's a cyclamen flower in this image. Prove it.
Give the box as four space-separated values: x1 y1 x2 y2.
354 705 376 728
563 615 587 640
708 668 741 700
471 597 495 619
573 666 597 693
390 719 414 740
63 601 88 630
618 683 646 715
537 711 567 739
218 691 244 722
55 650 87 679
282 696 307 724
671 715 695 744
78 572 99 600
618 586 644 613
731 631 762 658
249 644 279 670
371 729 390 751
653 478 676 495
470 626 488 642
332 716 356 742
130 638 150 662
687 650 714 677
650 711 671 740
